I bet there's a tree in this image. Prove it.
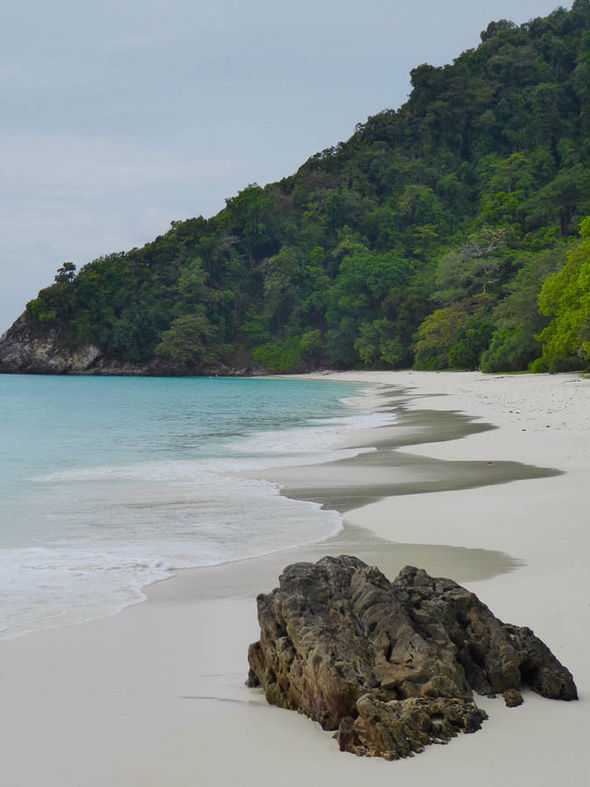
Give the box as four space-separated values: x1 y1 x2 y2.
259 247 300 331
480 244 567 371
535 217 590 368
14 2 590 376
224 184 282 260
433 228 509 305
54 262 77 283
538 166 590 236
448 317 495 369
252 330 322 373
354 319 406 368
414 303 471 369
155 311 218 364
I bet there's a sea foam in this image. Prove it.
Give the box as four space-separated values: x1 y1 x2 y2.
0 377 394 639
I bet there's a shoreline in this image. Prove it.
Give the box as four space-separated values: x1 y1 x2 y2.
1 371 588 785
1 376 523 644
150 376 536 601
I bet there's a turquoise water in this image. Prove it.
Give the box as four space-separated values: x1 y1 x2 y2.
0 375 390 639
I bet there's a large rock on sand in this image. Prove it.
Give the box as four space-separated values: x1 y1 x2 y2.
247 556 577 760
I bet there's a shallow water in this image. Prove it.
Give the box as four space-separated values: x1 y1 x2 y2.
0 375 393 639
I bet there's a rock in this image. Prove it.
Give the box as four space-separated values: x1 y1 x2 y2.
0 312 259 377
247 556 577 760
0 313 103 374
503 688 524 707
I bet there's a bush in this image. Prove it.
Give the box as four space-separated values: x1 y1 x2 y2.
530 354 587 373
252 331 323 373
480 326 541 372
252 338 303 372
413 304 470 369
448 317 495 369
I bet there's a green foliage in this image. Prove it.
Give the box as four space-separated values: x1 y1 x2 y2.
251 330 322 373
448 317 495 369
535 216 590 368
433 228 510 305
27 261 79 323
26 298 57 323
481 325 544 372
481 244 567 371
414 304 471 370
299 329 322 357
155 312 219 365
354 318 406 368
20 3 590 373
224 184 282 259
54 262 77 284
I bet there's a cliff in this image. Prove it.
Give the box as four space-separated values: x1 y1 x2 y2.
0 313 255 376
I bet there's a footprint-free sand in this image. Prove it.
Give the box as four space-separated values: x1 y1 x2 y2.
0 370 588 786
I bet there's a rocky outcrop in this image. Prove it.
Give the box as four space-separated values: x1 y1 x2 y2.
0 312 260 376
0 313 103 374
247 556 577 760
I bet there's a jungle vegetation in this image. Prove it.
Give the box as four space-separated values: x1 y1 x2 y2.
26 1 590 373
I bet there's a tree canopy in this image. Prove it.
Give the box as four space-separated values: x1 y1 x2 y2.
24 1 590 374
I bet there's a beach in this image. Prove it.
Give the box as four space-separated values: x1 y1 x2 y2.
1 370 588 786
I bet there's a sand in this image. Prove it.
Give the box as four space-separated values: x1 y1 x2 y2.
0 370 588 786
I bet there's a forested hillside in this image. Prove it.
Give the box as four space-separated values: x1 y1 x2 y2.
13 1 590 374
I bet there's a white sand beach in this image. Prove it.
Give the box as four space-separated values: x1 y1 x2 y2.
1 371 588 786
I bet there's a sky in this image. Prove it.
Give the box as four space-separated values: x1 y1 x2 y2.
0 0 566 331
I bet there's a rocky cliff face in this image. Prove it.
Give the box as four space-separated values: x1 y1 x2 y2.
247 556 577 760
0 313 103 374
0 313 256 376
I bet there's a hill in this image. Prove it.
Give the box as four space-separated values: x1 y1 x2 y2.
1 0 590 375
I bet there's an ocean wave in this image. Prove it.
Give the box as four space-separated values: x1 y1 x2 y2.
0 478 342 640
228 408 395 458
2 378 393 640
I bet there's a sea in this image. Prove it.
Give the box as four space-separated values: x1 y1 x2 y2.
0 375 392 640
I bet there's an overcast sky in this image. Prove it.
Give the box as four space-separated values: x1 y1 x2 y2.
0 0 565 331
